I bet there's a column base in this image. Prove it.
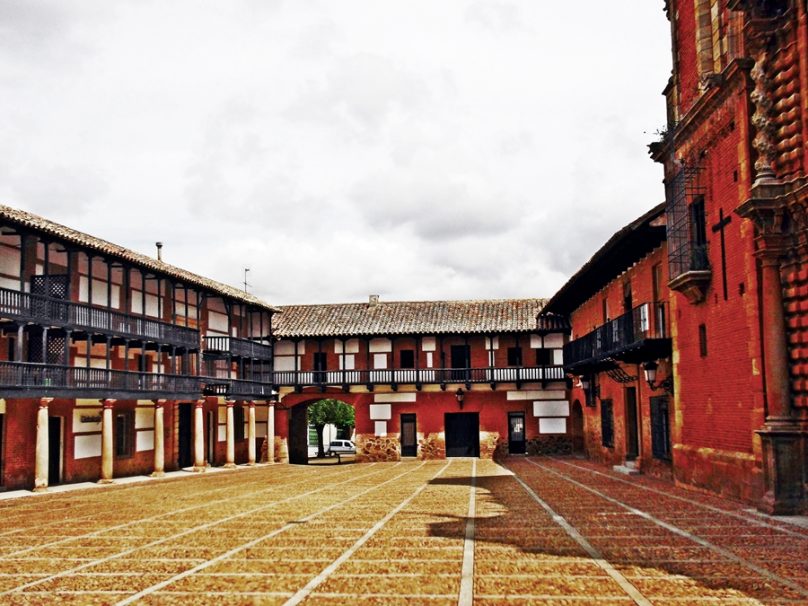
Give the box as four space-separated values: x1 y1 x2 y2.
223 463 237 469
33 485 48 493
150 471 166 478
247 461 256 466
97 478 115 485
192 466 207 473
757 426 806 515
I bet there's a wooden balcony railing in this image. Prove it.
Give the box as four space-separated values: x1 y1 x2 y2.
203 336 273 360
564 302 670 369
0 361 200 398
272 365 565 388
0 286 199 348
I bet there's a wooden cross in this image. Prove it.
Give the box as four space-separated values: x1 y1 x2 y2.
711 208 732 300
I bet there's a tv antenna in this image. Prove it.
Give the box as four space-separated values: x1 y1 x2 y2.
243 268 251 293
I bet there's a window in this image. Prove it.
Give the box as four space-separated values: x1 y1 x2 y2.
399 349 415 369
689 196 708 270
115 411 135 457
7 337 15 361
507 347 522 367
536 349 553 366
600 399 614 448
699 323 708 357
234 405 245 441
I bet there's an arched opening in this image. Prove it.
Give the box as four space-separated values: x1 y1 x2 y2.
288 398 356 465
571 399 585 454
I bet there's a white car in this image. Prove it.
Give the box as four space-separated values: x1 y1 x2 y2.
327 440 356 456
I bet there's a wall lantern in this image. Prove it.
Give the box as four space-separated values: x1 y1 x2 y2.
580 375 599 407
643 361 673 393
455 388 465 409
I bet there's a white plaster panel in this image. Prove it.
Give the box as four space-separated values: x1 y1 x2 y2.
274 340 298 355
374 393 416 403
533 400 570 417
74 434 102 459
218 425 226 441
334 339 359 354
553 349 564 365
426 352 433 368
374 421 387 436
539 418 567 434
0 399 5 414
0 245 20 275
255 423 267 438
75 399 100 406
208 310 229 333
0 276 20 290
543 334 565 348
420 337 436 352
369 338 392 353
339 355 355 370
218 406 226 423
135 407 154 429
274 356 297 372
136 429 154 452
255 407 268 422
530 334 542 349
507 390 566 401
373 353 388 369
485 336 499 350
369 404 392 420
72 408 102 433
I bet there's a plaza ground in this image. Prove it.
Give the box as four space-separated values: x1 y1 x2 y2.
0 458 806 605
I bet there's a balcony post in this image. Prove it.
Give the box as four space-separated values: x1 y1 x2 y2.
193 399 205 472
34 397 53 492
151 399 166 477
247 401 256 465
267 401 275 464
224 400 236 468
99 398 116 484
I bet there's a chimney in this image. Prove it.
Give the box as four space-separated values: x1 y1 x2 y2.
155 242 163 261
368 294 379 306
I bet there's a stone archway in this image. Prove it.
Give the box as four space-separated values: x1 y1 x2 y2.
286 397 356 465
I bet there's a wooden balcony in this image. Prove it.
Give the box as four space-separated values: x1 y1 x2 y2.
0 286 200 349
564 303 671 373
272 365 566 390
0 361 201 400
202 336 273 360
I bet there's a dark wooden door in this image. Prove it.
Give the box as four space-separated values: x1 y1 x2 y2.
625 387 639 459
450 345 469 381
288 404 310 465
508 412 526 454
650 396 671 460
0 413 4 486
313 352 327 383
571 401 584 453
207 411 216 465
401 414 417 457
178 403 193 468
445 413 479 457
48 416 61 485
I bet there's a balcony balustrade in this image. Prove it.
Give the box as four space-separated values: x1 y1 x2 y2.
564 302 671 371
272 365 565 389
0 286 199 348
203 335 273 361
0 361 200 399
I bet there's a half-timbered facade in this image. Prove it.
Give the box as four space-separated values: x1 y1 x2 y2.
0 205 278 491
271 298 571 464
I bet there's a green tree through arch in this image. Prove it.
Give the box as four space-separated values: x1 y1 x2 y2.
307 399 355 458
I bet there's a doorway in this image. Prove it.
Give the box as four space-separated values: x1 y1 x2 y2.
625 387 639 459
178 403 193 468
508 412 526 455
571 400 584 453
450 345 470 381
207 410 216 465
401 414 417 457
445 412 479 457
288 404 309 465
48 416 62 485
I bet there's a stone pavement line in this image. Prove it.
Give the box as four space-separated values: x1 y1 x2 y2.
504 463 654 606
527 458 808 600
458 458 477 606
0 461 371 561
550 457 808 539
282 460 454 606
0 461 397 597
116 461 430 606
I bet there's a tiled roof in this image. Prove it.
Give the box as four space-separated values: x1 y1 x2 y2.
274 298 554 338
0 204 279 312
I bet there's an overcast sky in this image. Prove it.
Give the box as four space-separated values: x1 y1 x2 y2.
0 1 672 305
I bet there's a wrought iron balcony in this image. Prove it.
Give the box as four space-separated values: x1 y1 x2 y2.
272 365 565 390
564 303 671 372
0 286 200 348
202 335 273 360
0 361 200 399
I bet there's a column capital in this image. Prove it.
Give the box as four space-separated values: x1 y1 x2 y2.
38 397 54 408
225 399 236 408
153 399 167 408
101 399 116 409
195 399 205 409
248 401 256 408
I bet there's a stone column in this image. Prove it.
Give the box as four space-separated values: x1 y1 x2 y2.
99 399 116 484
151 399 166 477
34 397 53 492
267 401 276 464
224 400 236 468
759 253 792 424
247 402 256 465
193 399 205 472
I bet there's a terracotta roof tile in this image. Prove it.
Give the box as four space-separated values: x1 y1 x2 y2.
0 204 279 312
274 298 552 338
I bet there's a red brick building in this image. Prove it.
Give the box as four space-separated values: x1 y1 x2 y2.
0 205 278 491
648 0 807 513
540 204 674 479
270 298 572 464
